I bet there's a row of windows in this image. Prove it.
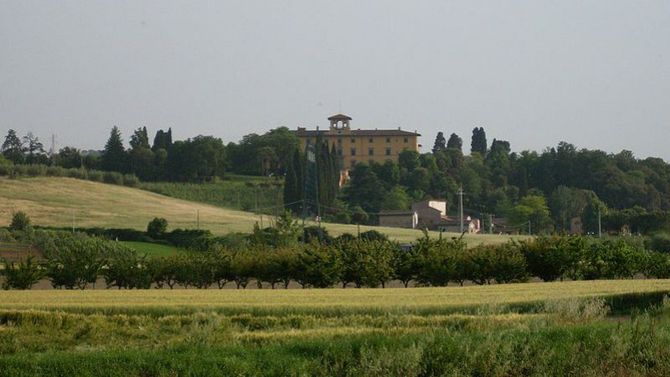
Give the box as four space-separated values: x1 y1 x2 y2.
349 159 394 168
307 137 410 144
345 148 392 156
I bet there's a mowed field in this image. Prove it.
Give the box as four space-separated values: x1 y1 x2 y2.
0 177 522 245
1 281 670 376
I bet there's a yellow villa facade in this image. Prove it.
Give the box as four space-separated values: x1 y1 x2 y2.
295 114 421 170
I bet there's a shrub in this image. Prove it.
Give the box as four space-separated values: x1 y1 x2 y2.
518 236 583 281
490 243 528 284
393 245 421 287
0 159 13 176
41 232 108 289
46 166 65 176
25 164 47 177
301 226 333 245
165 229 213 250
230 250 256 289
0 228 15 242
66 168 88 180
11 164 28 176
294 244 341 288
1 256 44 290
103 244 153 289
151 255 185 289
359 230 388 242
576 239 647 280
337 239 395 288
87 169 103 182
103 171 124 185
415 235 465 287
645 252 670 278
147 218 168 239
647 232 670 253
123 174 139 187
9 211 31 231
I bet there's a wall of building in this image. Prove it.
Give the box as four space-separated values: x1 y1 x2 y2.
297 130 419 169
378 212 417 229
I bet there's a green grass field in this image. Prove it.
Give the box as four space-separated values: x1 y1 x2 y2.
0 177 524 245
119 241 183 258
1 281 670 376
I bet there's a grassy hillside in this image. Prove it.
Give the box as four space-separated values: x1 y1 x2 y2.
0 177 522 244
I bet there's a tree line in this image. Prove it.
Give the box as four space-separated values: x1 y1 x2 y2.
3 124 670 234
2 224 670 290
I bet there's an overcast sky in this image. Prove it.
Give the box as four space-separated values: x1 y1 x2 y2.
1 1 669 160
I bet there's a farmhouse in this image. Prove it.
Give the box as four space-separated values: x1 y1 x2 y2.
294 114 421 170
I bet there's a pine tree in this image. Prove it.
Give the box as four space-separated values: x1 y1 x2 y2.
470 127 487 155
101 126 128 173
432 132 446 153
1 129 25 164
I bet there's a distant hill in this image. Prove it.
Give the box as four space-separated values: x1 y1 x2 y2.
0 177 521 245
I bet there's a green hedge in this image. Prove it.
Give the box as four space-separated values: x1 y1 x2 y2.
0 163 139 188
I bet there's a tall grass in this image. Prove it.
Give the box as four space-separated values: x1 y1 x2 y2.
1 285 670 375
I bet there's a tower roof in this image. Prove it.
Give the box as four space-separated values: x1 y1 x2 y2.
327 113 352 121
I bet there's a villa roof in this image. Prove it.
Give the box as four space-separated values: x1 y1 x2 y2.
327 113 353 121
294 129 420 137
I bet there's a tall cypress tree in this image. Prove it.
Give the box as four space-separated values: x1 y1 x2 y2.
470 127 487 156
432 132 447 153
329 143 339 205
283 147 303 213
446 133 463 151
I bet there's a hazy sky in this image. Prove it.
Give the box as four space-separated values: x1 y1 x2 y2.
1 1 669 160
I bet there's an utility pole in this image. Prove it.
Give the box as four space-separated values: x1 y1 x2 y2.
458 186 464 233
489 214 493 234
598 209 602 238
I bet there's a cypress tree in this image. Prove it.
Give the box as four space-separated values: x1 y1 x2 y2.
330 143 340 204
283 156 298 211
446 133 463 151
283 147 303 213
432 132 447 153
470 127 487 156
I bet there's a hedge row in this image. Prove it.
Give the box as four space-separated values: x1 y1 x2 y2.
0 163 139 187
2 230 670 290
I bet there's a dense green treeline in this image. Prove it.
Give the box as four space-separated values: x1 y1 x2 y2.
3 125 670 234
3 222 670 290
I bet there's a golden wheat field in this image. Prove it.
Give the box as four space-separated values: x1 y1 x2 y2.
1 280 668 313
